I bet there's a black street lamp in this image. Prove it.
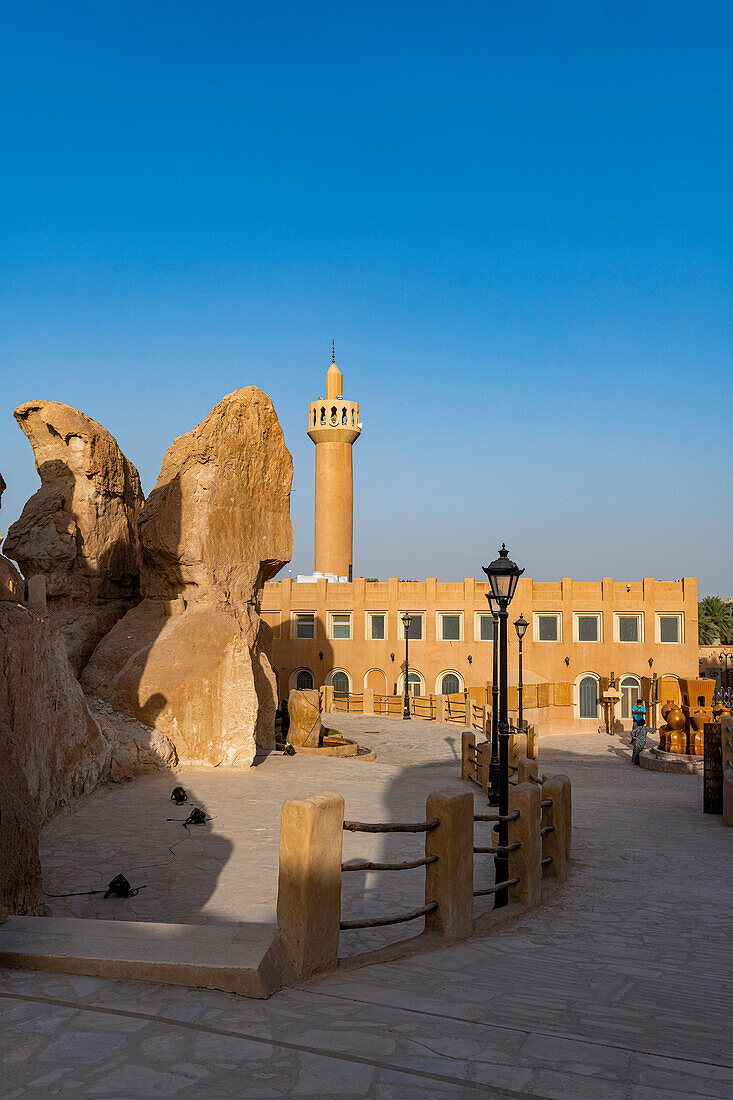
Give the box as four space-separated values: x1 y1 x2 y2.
482 544 524 909
486 593 500 806
514 614 528 730
401 613 413 720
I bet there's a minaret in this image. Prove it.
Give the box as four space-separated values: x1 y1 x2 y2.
307 344 362 579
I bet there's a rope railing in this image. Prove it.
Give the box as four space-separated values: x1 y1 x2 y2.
332 691 365 714
344 817 439 833
342 854 438 872
473 878 519 898
340 902 437 930
474 809 520 823
340 812 441 932
473 841 521 855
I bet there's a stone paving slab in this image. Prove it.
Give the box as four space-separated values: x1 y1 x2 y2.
38 716 474 957
2 723 731 1097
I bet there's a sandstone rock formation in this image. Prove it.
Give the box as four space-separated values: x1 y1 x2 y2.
287 689 323 747
0 602 111 823
0 718 43 917
0 473 24 602
83 387 293 767
3 401 144 672
86 696 178 783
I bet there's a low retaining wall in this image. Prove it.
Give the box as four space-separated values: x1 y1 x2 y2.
1 748 571 999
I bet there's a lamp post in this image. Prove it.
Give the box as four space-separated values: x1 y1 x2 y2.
482 545 524 909
401 613 413 720
514 614 528 730
487 594 500 806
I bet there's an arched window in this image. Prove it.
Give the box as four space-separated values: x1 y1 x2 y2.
331 670 350 697
330 405 338 424
578 675 598 719
342 406 347 424
320 406 325 424
295 669 314 691
399 671 424 696
351 408 355 425
440 673 461 695
620 675 641 720
312 408 316 426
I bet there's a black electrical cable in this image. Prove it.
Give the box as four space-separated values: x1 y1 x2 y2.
122 831 193 877
166 808 212 826
44 799 215 899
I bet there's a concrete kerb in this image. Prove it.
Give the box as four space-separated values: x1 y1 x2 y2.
2 737 573 1000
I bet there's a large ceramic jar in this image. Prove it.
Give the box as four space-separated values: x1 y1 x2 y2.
661 703 686 754
688 711 706 755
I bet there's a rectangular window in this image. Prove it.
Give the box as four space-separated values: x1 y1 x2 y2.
294 613 315 639
439 613 461 641
369 613 385 640
576 614 600 642
618 615 640 642
400 614 424 640
536 613 560 641
658 614 681 643
330 613 351 640
478 614 495 641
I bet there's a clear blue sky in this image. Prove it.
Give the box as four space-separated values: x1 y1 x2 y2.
1 1 731 595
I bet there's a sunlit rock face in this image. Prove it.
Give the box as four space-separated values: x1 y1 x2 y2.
83 387 293 767
3 401 144 672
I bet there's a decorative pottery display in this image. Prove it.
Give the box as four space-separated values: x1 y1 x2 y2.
660 703 686 754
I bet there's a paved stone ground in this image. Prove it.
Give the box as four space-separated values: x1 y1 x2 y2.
2 720 732 1097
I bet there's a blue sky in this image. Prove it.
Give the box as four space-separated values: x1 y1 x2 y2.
1 1 731 595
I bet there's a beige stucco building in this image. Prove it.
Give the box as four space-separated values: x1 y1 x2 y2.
262 357 699 732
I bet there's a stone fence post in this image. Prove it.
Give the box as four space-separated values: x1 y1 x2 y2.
721 717 733 827
508 729 528 765
461 731 476 782
541 777 568 879
363 688 374 714
276 792 344 978
479 740 491 796
507 781 541 907
527 725 539 761
424 789 474 941
436 696 446 723
556 773 572 859
517 757 539 784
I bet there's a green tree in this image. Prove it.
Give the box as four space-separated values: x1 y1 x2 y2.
698 596 733 644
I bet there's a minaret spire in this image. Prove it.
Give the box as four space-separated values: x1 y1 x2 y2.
307 349 362 579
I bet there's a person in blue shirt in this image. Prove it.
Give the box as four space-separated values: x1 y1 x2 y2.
631 698 647 764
